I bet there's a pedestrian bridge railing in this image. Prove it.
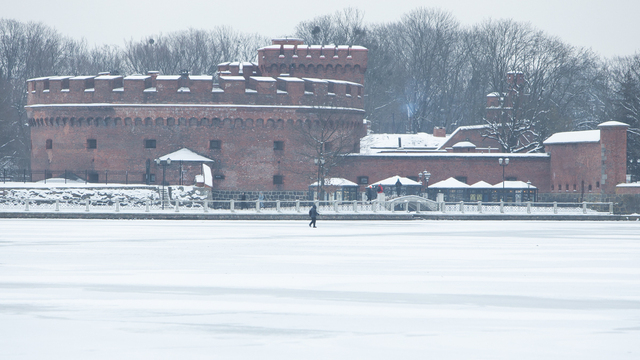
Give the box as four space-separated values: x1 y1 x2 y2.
0 198 614 215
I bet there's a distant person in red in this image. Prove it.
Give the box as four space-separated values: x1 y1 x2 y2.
377 184 383 194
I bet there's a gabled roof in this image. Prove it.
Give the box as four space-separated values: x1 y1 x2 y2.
370 175 421 186
158 148 214 162
493 180 537 189
310 178 358 187
429 177 470 188
470 181 493 188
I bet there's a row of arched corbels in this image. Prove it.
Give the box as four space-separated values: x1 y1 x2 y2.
29 116 364 131
261 63 366 84
263 63 364 75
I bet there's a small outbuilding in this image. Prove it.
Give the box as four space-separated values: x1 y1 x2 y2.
156 148 215 186
369 175 422 197
469 180 493 202
428 177 470 202
493 181 537 202
309 178 359 201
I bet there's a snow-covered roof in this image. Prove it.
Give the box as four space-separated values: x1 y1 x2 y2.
124 75 150 80
543 130 600 145
326 79 361 86
429 177 470 189
220 76 246 81
310 178 358 187
251 76 276 82
470 181 493 188
370 175 421 186
302 78 328 83
452 141 476 148
95 75 123 80
189 75 213 81
493 181 537 189
277 77 304 83
359 133 451 154
598 121 629 128
156 75 181 80
158 148 214 162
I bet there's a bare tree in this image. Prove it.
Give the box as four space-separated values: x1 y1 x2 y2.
0 19 73 170
611 53 640 180
294 7 368 46
124 28 269 75
289 108 364 198
466 19 605 152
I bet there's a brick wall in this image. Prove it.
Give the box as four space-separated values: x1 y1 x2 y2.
546 142 602 194
29 105 365 191
333 154 551 192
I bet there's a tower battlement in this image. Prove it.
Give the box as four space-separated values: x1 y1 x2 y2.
257 39 367 85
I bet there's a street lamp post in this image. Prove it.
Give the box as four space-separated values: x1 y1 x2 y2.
154 158 172 209
498 157 509 201
418 170 431 198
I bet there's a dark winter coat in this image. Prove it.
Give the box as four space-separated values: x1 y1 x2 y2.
309 205 318 219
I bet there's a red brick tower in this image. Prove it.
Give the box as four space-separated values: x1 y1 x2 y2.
257 39 368 85
598 121 629 193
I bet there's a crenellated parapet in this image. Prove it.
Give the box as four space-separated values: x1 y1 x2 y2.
27 38 367 111
27 71 364 109
257 39 367 85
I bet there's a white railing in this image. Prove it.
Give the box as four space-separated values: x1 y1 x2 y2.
0 198 614 215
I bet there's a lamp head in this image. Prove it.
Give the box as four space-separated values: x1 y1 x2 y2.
166 158 171 165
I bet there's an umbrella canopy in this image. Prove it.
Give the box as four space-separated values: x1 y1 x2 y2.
429 177 470 188
470 181 493 188
157 148 214 162
310 178 358 187
493 181 537 189
370 175 421 186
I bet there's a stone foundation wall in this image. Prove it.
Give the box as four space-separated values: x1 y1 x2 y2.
538 193 640 214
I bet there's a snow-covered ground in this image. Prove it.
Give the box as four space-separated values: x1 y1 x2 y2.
1 219 639 359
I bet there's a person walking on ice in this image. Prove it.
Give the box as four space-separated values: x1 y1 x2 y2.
309 204 319 228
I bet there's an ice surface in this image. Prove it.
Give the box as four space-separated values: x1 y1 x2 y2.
0 220 639 359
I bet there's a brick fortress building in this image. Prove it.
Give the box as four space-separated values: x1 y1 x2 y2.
26 39 367 194
26 40 629 199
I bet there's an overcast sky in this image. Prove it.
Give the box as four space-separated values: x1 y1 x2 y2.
3 0 639 58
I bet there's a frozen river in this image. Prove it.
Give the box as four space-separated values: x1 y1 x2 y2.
1 219 639 359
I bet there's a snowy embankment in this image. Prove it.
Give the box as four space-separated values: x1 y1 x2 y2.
0 220 638 359
0 180 207 205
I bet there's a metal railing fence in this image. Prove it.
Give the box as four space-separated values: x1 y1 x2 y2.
0 198 614 215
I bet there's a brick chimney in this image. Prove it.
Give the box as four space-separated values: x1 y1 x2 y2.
433 127 446 137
